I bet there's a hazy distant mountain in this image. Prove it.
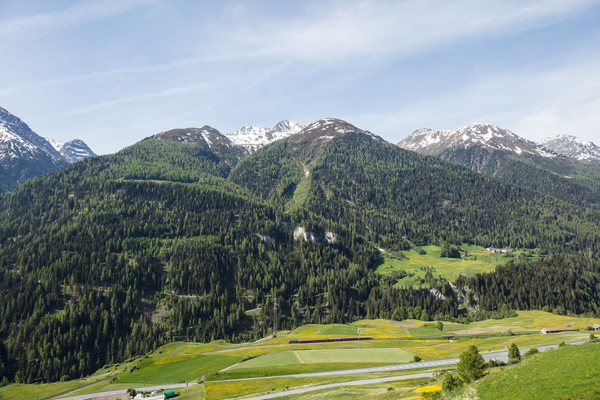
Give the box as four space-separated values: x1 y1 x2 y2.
47 138 96 163
228 120 304 152
540 134 600 163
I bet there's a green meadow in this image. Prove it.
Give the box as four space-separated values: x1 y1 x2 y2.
2 311 598 400
376 244 538 287
476 342 600 400
229 348 414 370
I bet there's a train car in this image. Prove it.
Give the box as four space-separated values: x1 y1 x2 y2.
288 336 373 344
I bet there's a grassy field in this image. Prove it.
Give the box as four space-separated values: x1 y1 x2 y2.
376 244 537 287
197 374 435 400
2 311 598 400
229 348 414 370
476 342 600 399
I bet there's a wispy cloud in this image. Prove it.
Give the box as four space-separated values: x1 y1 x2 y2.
0 0 160 37
353 54 600 143
233 0 598 63
60 82 215 116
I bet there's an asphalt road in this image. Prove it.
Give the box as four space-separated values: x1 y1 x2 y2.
56 341 586 400
236 372 435 400
56 381 198 400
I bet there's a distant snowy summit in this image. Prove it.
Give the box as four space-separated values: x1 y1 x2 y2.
398 123 556 158
228 120 304 152
398 123 599 163
540 134 600 163
47 138 96 163
0 106 95 192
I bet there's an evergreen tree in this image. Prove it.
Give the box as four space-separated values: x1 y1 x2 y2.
457 345 486 383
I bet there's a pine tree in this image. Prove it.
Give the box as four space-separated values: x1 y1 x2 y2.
457 345 486 383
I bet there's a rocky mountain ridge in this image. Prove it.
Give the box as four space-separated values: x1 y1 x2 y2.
0 106 95 192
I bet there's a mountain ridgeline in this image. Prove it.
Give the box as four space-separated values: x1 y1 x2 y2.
0 106 95 193
0 118 599 384
398 124 600 209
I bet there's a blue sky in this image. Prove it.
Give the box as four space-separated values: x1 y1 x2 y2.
1 0 599 154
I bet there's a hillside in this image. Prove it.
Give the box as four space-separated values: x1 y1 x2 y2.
476 342 600 400
231 119 600 252
398 124 600 209
1 119 600 386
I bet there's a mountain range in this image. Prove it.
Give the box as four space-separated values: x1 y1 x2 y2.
398 123 600 209
1 114 599 384
0 106 95 192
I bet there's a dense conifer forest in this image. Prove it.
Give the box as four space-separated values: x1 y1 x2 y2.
1 124 599 384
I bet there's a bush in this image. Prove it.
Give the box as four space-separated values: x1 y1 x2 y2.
487 359 506 368
413 355 423 362
442 374 463 391
558 341 566 347
523 347 539 357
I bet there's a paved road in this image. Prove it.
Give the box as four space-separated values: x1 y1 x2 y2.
234 342 586 400
237 372 434 400
56 381 198 400
56 341 586 399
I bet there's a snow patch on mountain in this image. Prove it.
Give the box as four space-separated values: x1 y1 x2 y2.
540 135 600 163
228 120 304 152
47 138 96 163
399 123 557 158
292 118 384 144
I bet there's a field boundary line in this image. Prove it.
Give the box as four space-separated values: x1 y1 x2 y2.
293 351 304 364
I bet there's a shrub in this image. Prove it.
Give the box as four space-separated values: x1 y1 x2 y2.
487 359 506 367
523 347 539 357
442 374 463 391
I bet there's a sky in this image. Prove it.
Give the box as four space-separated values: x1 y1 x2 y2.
0 0 599 155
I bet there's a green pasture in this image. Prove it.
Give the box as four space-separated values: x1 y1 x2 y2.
198 373 432 400
230 348 414 370
116 353 242 384
3 311 598 400
376 244 537 287
476 342 600 399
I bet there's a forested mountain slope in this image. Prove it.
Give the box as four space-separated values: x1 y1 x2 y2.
231 119 600 253
0 128 455 383
398 124 600 209
1 119 599 385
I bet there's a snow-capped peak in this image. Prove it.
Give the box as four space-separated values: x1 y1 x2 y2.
47 137 96 163
228 120 304 152
540 134 600 163
399 123 556 158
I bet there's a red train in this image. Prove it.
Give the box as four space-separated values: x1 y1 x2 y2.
288 336 373 344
